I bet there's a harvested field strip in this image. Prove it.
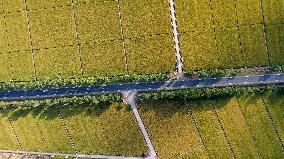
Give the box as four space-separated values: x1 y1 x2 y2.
262 92 284 146
60 102 147 156
190 100 232 158
213 97 260 158
138 100 207 159
238 94 283 158
0 109 18 150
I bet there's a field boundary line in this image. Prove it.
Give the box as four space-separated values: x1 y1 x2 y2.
71 0 84 76
233 0 244 67
211 101 236 159
2 109 22 150
23 0 36 77
260 95 284 149
208 0 220 67
168 0 183 75
117 0 129 74
56 106 78 154
0 150 144 159
236 98 263 157
259 0 270 66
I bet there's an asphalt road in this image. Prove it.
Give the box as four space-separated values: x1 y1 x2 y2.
0 73 283 101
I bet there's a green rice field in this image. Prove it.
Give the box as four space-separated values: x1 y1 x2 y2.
0 0 283 82
0 92 283 158
137 92 284 159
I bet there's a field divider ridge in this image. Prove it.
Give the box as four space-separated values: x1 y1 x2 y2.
260 95 284 149
23 0 36 77
211 101 236 159
71 0 84 76
168 0 183 76
259 0 270 66
33 116 49 150
117 0 129 74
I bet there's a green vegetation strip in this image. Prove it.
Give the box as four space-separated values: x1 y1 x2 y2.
238 94 283 158
137 100 207 159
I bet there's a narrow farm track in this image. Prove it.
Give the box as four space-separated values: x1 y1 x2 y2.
0 73 283 101
0 150 144 159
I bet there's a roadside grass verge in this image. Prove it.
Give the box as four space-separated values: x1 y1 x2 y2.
189 100 232 158
60 102 147 156
213 97 260 158
262 92 284 142
0 109 18 150
137 99 207 159
238 94 283 158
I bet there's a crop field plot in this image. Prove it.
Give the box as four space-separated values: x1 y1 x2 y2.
263 0 284 24
238 94 283 158
0 109 18 150
7 108 47 152
235 0 262 26
126 35 176 74
60 102 147 156
31 106 74 153
262 92 284 143
26 0 71 10
0 52 12 82
189 100 232 159
2 0 25 13
215 27 242 68
35 46 81 79
267 24 284 65
211 0 237 28
0 12 30 53
175 0 212 32
121 0 176 75
179 30 218 71
81 41 126 76
122 0 172 37
213 97 260 158
76 0 121 43
137 100 208 159
239 25 267 67
29 6 76 49
10 50 34 80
